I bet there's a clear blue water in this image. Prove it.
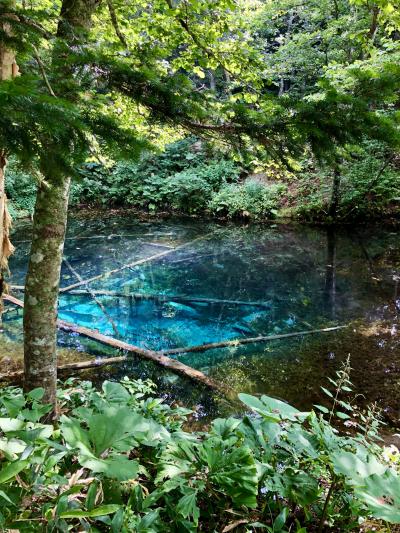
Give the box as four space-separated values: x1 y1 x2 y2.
4 217 400 422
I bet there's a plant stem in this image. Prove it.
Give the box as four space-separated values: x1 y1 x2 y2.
318 480 336 533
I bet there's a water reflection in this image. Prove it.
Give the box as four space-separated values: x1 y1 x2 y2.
3 217 400 423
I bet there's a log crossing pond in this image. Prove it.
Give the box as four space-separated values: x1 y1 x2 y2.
3 216 400 424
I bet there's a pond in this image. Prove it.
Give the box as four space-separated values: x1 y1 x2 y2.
3 216 400 425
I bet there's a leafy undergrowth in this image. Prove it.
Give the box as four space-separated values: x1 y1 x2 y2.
0 368 399 532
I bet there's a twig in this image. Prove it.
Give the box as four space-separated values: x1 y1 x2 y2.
62 257 121 337
107 0 128 48
60 233 213 293
160 326 346 356
32 44 56 97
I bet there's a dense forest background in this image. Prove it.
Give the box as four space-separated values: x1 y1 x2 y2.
4 0 400 223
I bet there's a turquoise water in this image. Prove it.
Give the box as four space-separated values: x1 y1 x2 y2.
5 217 400 421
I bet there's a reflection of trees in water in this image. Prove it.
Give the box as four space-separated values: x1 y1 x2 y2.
324 228 337 320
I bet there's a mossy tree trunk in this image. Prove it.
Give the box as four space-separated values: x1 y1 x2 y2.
23 178 71 405
23 0 101 410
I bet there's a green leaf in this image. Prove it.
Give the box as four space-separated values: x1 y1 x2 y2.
0 490 15 506
314 404 329 414
81 454 139 481
239 394 309 422
335 411 351 420
102 382 130 403
27 388 45 401
176 490 200 525
338 400 353 411
356 471 400 523
320 387 333 398
0 459 29 484
0 418 25 433
1 396 25 417
273 507 288 531
271 470 319 507
60 504 121 518
332 451 386 481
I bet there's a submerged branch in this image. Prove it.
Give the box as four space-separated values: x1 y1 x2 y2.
62 257 120 337
160 326 346 356
2 294 225 392
59 233 213 292
12 285 272 309
3 294 345 391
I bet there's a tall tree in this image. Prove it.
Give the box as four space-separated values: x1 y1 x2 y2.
23 0 102 409
0 3 18 315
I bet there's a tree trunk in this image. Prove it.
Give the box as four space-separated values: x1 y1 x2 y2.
23 0 100 410
328 168 341 221
23 177 70 407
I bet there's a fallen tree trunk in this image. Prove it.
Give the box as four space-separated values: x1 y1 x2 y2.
3 294 222 391
160 326 346 356
60 233 212 293
3 295 346 391
12 285 272 309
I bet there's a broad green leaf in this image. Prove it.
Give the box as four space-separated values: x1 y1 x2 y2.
80 454 139 481
332 451 386 481
0 438 26 460
239 393 309 422
176 490 200 525
60 504 121 518
273 507 288 531
356 471 400 523
0 460 29 484
102 382 130 403
0 418 25 433
27 388 45 401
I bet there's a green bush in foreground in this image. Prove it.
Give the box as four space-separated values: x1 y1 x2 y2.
0 365 399 532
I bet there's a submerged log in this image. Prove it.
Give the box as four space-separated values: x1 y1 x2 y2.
60 233 213 293
11 285 272 309
2 296 346 392
2 294 223 391
160 326 346 356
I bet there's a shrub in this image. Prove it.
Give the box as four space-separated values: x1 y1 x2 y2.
0 369 399 531
160 160 239 213
69 139 241 213
209 181 286 219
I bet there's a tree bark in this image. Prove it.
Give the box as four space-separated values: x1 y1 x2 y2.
23 178 71 405
23 0 101 410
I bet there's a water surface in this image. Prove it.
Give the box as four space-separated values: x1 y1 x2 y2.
4 217 400 424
